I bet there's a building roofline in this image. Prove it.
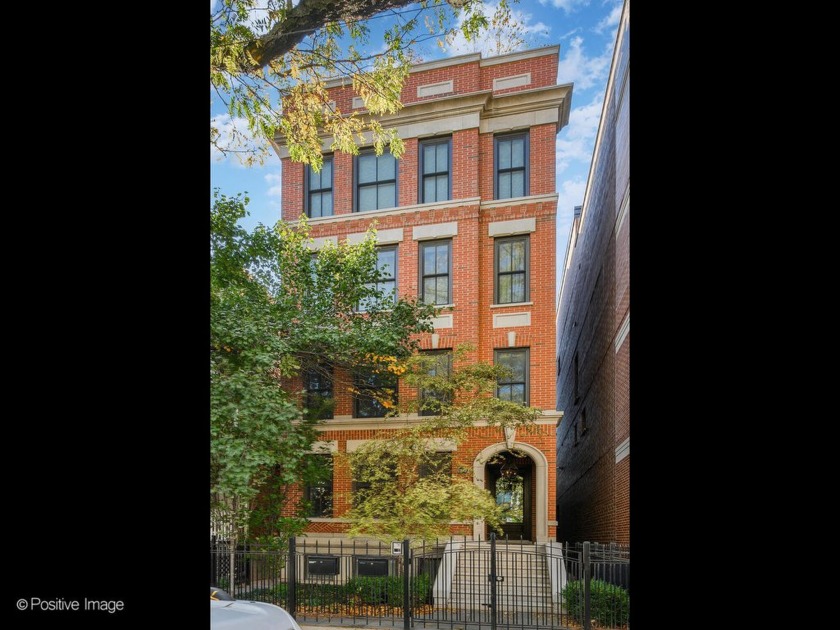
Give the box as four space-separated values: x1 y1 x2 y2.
323 45 562 89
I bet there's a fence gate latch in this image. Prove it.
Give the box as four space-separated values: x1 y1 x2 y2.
487 574 505 582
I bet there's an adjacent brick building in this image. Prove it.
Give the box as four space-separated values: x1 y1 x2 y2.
272 45 572 544
555 0 630 544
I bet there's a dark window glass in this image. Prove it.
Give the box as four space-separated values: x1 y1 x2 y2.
303 363 333 420
420 138 451 203
495 348 529 405
306 157 333 218
419 240 451 305
359 246 398 312
304 454 333 517
353 368 398 418
356 151 397 211
495 236 529 304
495 133 528 199
419 350 452 416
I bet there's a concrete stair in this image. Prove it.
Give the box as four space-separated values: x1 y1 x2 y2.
444 543 556 612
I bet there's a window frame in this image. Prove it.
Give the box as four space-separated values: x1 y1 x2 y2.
494 132 530 200
358 245 398 312
354 148 398 212
304 454 334 517
419 239 453 306
419 350 453 416
353 368 398 419
495 347 530 406
304 155 334 218
303 362 334 420
419 137 452 203
494 235 530 304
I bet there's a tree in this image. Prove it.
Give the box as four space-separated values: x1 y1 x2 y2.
210 190 435 546
345 345 541 541
210 0 518 167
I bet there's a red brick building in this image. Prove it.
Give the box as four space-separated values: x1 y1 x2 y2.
555 0 630 544
273 46 572 544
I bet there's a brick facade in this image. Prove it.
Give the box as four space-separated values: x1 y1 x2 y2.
272 45 572 543
555 2 630 545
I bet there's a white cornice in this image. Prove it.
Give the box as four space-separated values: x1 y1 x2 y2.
479 45 560 67
287 197 481 227
480 192 558 210
317 413 560 432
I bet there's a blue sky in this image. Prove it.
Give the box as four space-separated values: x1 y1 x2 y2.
210 0 624 288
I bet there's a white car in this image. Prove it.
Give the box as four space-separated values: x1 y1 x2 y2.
210 588 302 630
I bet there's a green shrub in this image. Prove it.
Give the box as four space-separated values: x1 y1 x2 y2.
241 583 288 605
346 574 431 607
561 579 630 627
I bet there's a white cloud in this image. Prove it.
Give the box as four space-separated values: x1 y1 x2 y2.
211 113 262 166
555 96 603 175
556 36 612 90
264 171 283 212
594 1 622 34
444 2 550 58
537 0 590 13
555 176 588 219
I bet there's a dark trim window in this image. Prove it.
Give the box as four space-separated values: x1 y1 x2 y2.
419 138 451 203
581 407 588 435
304 454 333 517
495 348 530 405
359 246 398 312
574 351 580 404
303 363 333 420
352 460 397 507
305 157 333 218
494 133 529 199
355 150 397 212
419 239 452 305
353 368 398 418
418 451 452 479
420 350 452 416
495 235 529 304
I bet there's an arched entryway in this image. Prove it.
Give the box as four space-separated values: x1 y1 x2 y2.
486 451 533 540
473 442 549 542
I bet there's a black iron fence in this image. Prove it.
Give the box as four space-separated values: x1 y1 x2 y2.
210 535 630 629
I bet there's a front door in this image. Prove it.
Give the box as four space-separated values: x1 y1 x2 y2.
487 453 532 541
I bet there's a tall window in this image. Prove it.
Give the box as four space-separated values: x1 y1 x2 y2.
305 454 333 517
495 133 529 199
352 459 397 507
306 157 333 218
356 150 397 211
495 348 529 405
418 452 452 479
419 350 452 416
359 246 398 312
303 363 333 420
420 138 451 203
353 368 398 418
420 240 452 305
495 236 529 304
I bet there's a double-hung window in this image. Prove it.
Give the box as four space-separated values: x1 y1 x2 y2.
419 240 452 305
306 157 333 218
495 133 528 199
495 236 529 304
420 138 451 203
356 150 397 211
495 348 529 405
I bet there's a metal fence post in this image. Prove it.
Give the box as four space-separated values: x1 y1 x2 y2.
583 541 591 630
288 537 297 618
210 536 217 586
490 532 497 630
403 539 411 630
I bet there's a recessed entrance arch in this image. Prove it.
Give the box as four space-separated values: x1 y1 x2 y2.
473 442 549 542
